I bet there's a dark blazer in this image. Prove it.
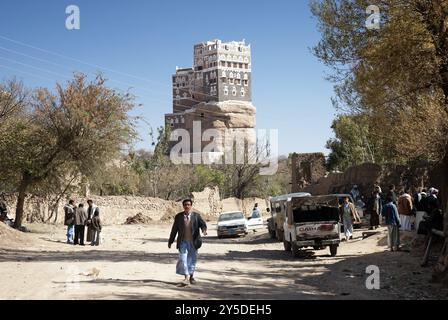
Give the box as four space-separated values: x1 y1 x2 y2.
168 211 207 250
64 205 75 226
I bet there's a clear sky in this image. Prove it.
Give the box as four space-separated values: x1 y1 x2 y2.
0 0 336 156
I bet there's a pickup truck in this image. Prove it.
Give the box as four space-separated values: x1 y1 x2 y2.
283 195 342 257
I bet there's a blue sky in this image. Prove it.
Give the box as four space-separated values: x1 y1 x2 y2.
0 0 336 156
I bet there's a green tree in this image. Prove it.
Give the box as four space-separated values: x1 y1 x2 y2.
326 114 386 171
0 74 136 228
312 0 448 191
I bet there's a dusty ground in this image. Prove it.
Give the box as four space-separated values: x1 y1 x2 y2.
0 221 447 300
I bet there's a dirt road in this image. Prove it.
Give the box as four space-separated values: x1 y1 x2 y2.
0 222 447 299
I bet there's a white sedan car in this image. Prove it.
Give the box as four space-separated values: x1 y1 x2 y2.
217 211 248 238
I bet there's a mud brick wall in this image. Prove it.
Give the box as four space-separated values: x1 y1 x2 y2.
291 153 326 193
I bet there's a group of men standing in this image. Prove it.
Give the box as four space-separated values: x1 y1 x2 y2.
366 184 442 251
64 199 102 246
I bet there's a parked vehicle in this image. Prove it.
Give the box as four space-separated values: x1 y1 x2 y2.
267 192 311 241
217 211 248 238
283 195 342 257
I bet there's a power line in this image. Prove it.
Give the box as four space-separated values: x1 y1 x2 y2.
0 64 64 83
0 47 172 100
0 34 168 88
0 55 172 105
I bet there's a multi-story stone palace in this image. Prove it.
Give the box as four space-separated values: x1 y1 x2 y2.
165 39 256 155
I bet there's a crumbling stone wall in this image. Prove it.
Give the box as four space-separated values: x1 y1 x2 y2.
221 197 269 217
291 153 326 192
190 186 223 218
3 195 182 225
3 186 267 225
301 162 438 200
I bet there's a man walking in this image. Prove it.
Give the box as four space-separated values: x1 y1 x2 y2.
339 196 360 241
168 199 207 286
63 200 75 244
74 203 88 245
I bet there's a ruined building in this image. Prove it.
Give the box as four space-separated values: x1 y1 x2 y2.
165 39 256 155
291 153 327 192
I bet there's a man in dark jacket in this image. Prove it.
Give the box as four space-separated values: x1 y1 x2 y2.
381 195 401 251
368 186 382 230
168 199 207 286
74 203 88 245
64 200 75 244
91 209 102 246
86 200 99 244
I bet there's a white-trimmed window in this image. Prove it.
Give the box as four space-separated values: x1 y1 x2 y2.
232 87 237 96
244 80 249 86
243 73 248 80
229 72 234 78
224 86 228 95
240 87 245 97
236 73 241 79
221 71 226 78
